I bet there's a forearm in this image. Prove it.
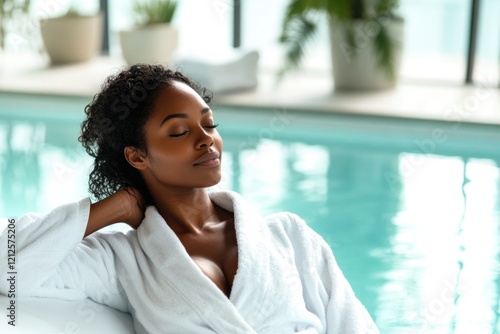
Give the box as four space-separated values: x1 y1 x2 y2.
85 192 129 238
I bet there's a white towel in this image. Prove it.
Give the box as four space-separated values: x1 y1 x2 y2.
174 48 259 93
0 190 379 333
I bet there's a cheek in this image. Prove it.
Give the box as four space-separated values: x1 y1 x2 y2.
147 143 188 171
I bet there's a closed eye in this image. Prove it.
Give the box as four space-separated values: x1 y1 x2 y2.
169 124 218 137
169 131 189 137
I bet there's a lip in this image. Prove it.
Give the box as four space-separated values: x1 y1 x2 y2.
193 151 220 166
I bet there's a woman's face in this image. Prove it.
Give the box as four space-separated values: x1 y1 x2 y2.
133 81 223 190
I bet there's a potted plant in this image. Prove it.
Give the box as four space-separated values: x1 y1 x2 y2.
119 0 178 66
279 0 404 90
0 0 31 49
40 4 103 64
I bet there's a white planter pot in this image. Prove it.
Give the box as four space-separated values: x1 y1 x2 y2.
329 18 404 91
40 14 103 64
119 24 178 66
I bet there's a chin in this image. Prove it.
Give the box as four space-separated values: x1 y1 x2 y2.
197 172 222 188
206 177 222 188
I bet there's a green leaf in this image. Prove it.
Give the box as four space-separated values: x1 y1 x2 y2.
133 0 177 25
278 0 400 80
376 0 399 13
277 14 318 81
374 23 401 80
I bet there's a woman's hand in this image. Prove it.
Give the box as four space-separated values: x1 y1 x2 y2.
117 188 146 229
85 188 146 237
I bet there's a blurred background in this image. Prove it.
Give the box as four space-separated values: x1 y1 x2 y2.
1 0 498 84
0 0 500 333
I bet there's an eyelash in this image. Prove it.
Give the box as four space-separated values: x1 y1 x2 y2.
169 124 219 137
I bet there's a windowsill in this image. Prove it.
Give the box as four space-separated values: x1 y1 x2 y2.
0 51 499 126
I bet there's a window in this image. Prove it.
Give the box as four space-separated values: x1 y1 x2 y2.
5 0 498 86
398 0 470 83
238 0 499 85
474 0 499 85
107 0 232 59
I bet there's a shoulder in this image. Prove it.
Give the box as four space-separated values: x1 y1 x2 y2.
263 211 322 248
264 211 307 231
263 212 336 277
211 190 327 248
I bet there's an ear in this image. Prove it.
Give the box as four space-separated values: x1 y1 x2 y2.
124 146 148 170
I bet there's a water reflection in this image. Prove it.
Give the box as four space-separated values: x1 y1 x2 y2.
0 121 43 215
0 118 92 217
378 154 500 333
456 159 500 333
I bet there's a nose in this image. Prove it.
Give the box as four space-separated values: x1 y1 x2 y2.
196 126 214 149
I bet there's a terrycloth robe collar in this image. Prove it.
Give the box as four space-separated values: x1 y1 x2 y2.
136 190 270 333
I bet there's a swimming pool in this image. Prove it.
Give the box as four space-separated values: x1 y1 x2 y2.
1 92 500 333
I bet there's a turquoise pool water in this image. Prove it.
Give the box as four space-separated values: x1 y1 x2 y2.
1 92 500 333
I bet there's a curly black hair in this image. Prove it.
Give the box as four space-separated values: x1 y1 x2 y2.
79 64 213 204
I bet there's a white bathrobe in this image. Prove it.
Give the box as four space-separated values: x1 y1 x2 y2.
0 190 378 333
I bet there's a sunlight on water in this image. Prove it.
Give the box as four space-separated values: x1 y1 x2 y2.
375 154 500 333
240 140 288 212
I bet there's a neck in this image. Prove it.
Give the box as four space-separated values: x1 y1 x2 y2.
151 188 218 234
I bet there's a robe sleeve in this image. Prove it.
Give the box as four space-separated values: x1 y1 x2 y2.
284 213 379 334
0 199 128 312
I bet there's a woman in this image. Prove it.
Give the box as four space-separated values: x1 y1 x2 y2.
0 65 378 333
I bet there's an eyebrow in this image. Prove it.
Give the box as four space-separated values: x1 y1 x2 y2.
160 107 211 127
